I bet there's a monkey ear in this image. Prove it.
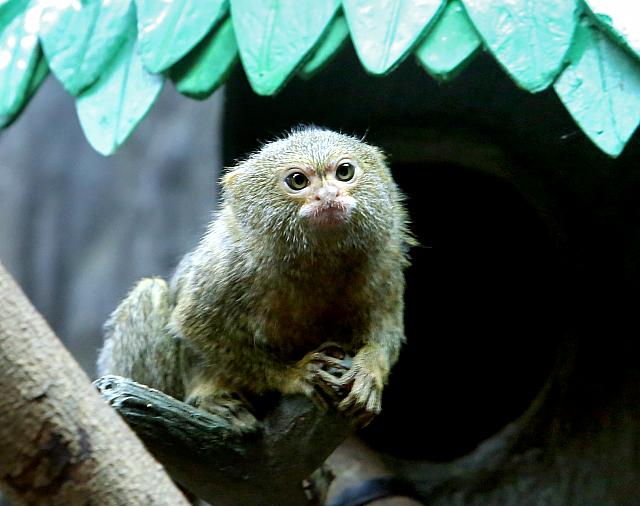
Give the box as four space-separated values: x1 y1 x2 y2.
221 167 243 187
370 145 388 164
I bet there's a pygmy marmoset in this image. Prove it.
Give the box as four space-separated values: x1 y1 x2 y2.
98 127 413 430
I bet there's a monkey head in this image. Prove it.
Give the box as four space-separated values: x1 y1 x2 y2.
221 127 406 255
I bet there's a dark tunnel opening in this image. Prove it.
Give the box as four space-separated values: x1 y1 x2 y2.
360 161 565 462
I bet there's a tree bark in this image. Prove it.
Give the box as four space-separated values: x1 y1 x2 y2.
0 260 188 505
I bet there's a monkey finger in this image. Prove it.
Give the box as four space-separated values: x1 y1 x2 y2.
315 368 346 387
346 384 381 420
333 367 357 386
197 400 258 433
231 405 258 425
365 388 382 415
309 353 350 373
315 369 351 399
337 391 358 412
338 373 377 416
314 342 347 359
233 413 259 433
347 371 370 399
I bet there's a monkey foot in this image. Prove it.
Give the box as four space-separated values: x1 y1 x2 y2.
186 391 258 433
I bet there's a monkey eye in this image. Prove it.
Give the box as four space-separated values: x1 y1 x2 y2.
336 162 355 182
285 171 309 191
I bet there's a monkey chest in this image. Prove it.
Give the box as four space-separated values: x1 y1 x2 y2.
257 283 368 357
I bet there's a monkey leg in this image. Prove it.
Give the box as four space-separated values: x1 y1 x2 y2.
185 382 258 434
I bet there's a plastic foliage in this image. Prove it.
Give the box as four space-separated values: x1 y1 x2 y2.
0 0 638 157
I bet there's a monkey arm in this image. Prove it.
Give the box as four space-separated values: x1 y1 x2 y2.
327 307 405 419
94 374 352 506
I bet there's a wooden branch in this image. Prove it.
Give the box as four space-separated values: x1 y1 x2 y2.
0 261 189 505
94 375 353 506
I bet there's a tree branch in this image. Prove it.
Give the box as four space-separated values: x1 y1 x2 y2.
94 375 352 506
0 261 188 505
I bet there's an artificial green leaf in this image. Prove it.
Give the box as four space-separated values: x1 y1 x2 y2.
463 0 578 92
0 1 41 119
76 27 164 156
0 43 48 128
0 0 24 23
554 23 640 157
135 0 227 74
230 0 340 95
343 0 443 75
170 16 238 100
584 0 640 60
25 43 49 95
39 0 134 96
299 14 349 79
416 0 481 81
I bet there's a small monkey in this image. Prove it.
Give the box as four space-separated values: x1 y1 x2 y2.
98 127 413 430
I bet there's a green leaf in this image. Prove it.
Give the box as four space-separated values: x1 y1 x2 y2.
554 23 640 157
0 1 41 119
170 16 238 100
299 14 349 79
584 0 640 60
343 0 443 75
25 43 48 95
39 0 134 96
230 0 340 95
0 43 48 128
135 0 228 74
462 0 578 91
0 0 24 23
76 26 164 156
416 0 481 81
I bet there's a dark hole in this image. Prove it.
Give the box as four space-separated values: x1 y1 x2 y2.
360 162 563 461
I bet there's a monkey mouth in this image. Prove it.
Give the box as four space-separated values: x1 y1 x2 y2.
300 200 352 228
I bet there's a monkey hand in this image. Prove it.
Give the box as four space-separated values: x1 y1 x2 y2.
314 347 386 427
284 342 352 410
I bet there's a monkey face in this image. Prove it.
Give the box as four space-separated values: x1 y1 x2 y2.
222 127 404 252
279 158 359 228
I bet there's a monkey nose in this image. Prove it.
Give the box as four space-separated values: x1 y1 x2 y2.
315 185 339 201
